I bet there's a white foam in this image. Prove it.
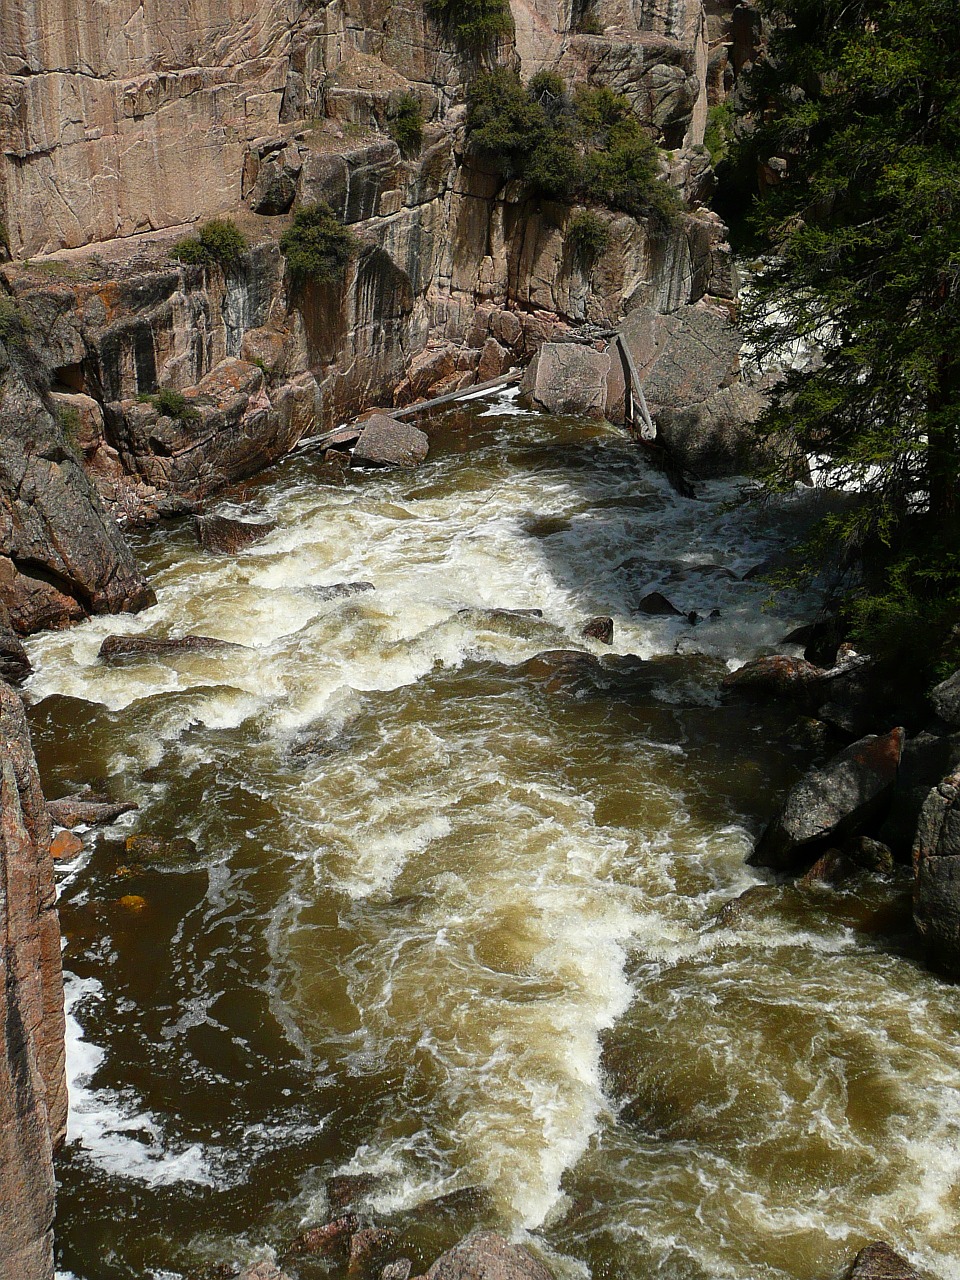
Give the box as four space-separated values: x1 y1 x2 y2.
64 973 215 1186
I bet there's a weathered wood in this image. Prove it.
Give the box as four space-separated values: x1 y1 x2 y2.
391 371 521 418
613 334 656 441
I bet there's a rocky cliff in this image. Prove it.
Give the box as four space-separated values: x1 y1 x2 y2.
0 681 66 1280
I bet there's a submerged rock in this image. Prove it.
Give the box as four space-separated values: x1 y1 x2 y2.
351 415 429 469
750 727 905 871
99 634 242 661
635 591 684 617
425 1233 553 1280
310 582 376 601
123 834 198 869
195 514 277 554
844 1242 923 1280
348 1227 399 1276
239 1264 292 1280
290 1214 359 1258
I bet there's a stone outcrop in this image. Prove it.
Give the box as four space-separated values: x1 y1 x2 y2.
912 766 960 976
425 1233 553 1280
0 332 155 633
750 726 905 871
0 682 66 1280
520 342 611 418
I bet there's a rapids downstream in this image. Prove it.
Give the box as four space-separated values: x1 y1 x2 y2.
22 391 960 1280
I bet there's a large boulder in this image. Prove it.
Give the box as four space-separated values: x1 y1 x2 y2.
519 343 611 419
351 415 429 468
0 682 66 1280
929 668 960 727
913 766 960 976
425 1233 553 1280
750 726 905 870
0 336 155 634
653 382 792 479
844 1242 922 1280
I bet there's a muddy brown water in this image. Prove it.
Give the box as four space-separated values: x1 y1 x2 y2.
23 391 960 1280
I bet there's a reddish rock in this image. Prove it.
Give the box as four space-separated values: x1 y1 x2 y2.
722 655 825 700
99 634 241 661
844 1242 922 1280
325 1172 381 1212
49 830 83 861
47 794 137 828
0 681 66 1280
239 1263 293 1280
195 514 277 554
425 1233 553 1280
351 415 429 469
348 1227 399 1275
581 616 614 644
751 727 905 870
382 1262 413 1280
292 1214 359 1257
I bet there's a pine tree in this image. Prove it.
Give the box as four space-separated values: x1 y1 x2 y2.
737 0 960 668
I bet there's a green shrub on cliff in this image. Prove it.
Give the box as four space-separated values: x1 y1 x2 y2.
280 203 358 284
567 210 610 264
425 0 513 51
139 387 201 423
0 296 32 349
173 218 247 271
388 94 425 158
466 70 679 221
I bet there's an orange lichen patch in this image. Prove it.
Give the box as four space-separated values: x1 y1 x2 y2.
50 830 84 860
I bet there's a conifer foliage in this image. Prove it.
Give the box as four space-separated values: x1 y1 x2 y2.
738 0 960 668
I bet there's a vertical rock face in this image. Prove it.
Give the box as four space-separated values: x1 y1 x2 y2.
0 680 66 1280
0 335 155 632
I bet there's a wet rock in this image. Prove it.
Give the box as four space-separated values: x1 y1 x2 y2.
0 611 31 684
722 655 825 701
351 416 429 469
291 1214 360 1258
195 514 277 554
912 766 960 976
519 343 610 419
348 1227 399 1275
49 830 84 861
879 731 960 858
635 591 684 617
0 681 66 1280
929 668 960 728
382 1261 412 1280
124 834 198 869
99 634 242 661
581 616 614 644
239 1263 292 1280
750 727 905 871
654 382 788 480
710 883 780 928
321 426 363 452
325 1173 382 1213
47 794 137 828
310 582 376 602
844 1242 922 1280
425 1232 553 1280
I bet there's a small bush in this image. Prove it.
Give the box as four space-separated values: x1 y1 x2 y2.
388 94 425 158
703 101 734 167
568 210 610 263
57 404 83 455
141 387 201 423
279 203 358 283
583 115 680 222
467 68 549 179
425 0 513 50
173 218 247 271
0 296 31 348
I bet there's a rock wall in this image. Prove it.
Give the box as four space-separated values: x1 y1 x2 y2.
0 680 65 1280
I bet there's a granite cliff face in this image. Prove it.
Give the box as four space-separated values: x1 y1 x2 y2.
0 681 65 1280
1 0 749 605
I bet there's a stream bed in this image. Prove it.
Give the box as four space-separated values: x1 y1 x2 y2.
23 391 960 1280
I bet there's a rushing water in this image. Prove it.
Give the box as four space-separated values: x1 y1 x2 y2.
23 392 960 1280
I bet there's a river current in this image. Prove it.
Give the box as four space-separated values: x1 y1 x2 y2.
23 391 960 1280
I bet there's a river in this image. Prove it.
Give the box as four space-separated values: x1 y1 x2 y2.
22 390 960 1280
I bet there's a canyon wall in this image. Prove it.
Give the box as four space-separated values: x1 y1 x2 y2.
0 681 65 1280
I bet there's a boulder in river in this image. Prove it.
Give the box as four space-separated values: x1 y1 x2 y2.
310 582 375 601
195 513 277 554
290 1214 360 1259
581 616 614 644
351 415 429 468
123 834 198 869
722 655 826 702
844 1242 923 1280
635 591 684 617
348 1227 399 1276
47 794 138 828
912 766 960 976
99 634 242 661
239 1264 292 1280
519 342 610 419
750 726 905 870
425 1233 553 1280
929 668 960 728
